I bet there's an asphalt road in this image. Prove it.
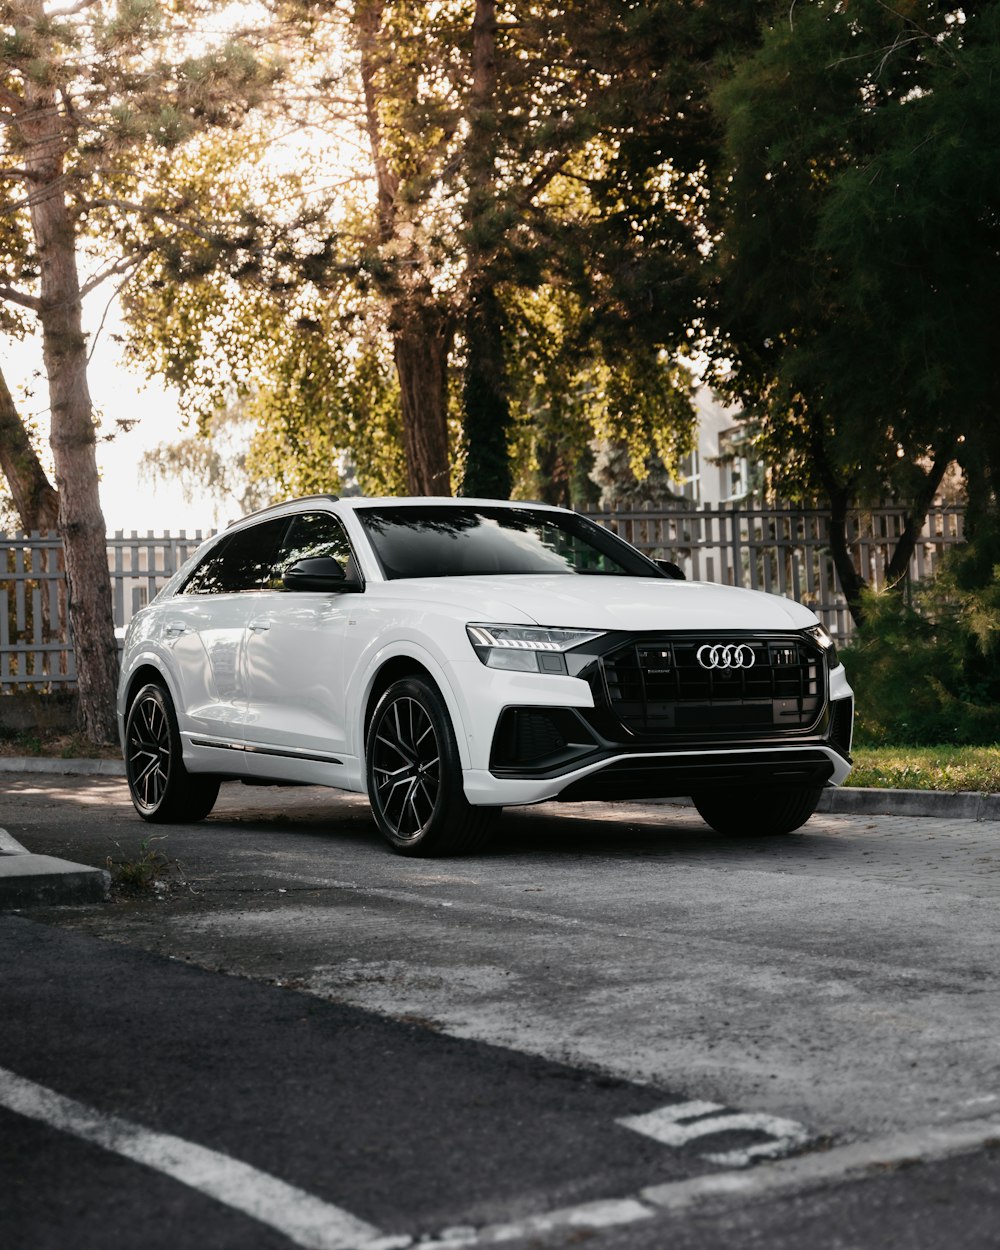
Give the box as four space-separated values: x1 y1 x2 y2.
3 773 1000 1248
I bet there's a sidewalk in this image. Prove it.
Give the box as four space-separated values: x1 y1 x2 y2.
1 756 997 910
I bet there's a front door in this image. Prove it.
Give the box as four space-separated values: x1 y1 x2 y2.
244 511 358 785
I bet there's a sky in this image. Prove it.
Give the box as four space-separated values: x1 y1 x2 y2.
4 305 226 537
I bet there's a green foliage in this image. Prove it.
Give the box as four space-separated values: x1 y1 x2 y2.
246 327 407 499
842 530 1000 746
709 1 1000 617
714 1 1000 482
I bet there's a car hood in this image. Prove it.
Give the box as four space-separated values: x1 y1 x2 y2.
389 574 818 631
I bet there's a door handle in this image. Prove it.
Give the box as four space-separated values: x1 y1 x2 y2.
248 620 271 632
164 623 190 637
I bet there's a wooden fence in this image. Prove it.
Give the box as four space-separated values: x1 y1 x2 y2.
1 531 210 692
0 503 966 692
581 501 965 639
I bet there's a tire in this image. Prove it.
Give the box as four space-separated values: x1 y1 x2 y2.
366 676 497 856
125 683 220 823
692 785 822 837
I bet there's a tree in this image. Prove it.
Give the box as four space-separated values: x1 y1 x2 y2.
0 365 58 532
710 1 1000 623
0 0 277 740
119 2 761 507
342 0 728 496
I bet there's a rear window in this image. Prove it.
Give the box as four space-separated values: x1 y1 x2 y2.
182 519 288 594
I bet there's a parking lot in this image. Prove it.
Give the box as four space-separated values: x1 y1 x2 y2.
3 773 1000 1247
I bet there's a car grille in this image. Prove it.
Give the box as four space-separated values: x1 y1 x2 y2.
591 634 826 739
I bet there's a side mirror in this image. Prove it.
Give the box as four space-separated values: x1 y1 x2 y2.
283 556 358 592
656 559 686 581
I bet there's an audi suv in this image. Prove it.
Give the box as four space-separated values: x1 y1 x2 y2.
118 495 854 854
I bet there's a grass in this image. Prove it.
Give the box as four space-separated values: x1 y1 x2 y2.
847 745 1000 793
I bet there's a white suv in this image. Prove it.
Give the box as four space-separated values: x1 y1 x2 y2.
119 496 854 854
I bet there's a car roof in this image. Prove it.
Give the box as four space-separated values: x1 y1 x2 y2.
230 495 568 526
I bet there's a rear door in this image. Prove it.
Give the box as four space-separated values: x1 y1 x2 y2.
244 510 358 785
161 518 288 767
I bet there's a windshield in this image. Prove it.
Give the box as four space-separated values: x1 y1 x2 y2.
356 505 657 580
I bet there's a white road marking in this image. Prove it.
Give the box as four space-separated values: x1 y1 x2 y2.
0 1066 407 1250
640 1114 1000 1212
418 1197 655 1248
416 1114 1000 1247
618 1101 810 1167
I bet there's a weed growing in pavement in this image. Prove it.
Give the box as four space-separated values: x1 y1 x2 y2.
107 837 183 897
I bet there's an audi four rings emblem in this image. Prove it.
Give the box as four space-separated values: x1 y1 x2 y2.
697 644 756 670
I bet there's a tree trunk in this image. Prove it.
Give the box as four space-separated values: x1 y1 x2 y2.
825 484 868 628
357 0 454 497
883 450 954 587
460 0 512 499
461 284 512 498
0 365 59 532
392 304 454 495
18 61 119 743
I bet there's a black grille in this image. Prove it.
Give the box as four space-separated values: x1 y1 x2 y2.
593 634 825 739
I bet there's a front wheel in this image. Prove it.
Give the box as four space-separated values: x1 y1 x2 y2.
366 677 497 856
692 786 823 837
125 683 220 823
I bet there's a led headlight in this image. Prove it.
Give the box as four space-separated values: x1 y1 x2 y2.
803 623 838 667
466 624 604 674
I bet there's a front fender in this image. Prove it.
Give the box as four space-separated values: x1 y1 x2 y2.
349 639 475 771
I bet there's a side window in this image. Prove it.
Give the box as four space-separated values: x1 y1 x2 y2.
272 512 357 588
183 518 288 595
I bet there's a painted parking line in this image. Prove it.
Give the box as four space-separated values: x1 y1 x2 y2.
0 1066 407 1250
417 1112 1000 1248
618 1100 811 1167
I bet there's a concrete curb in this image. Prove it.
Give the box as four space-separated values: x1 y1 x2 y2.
2 757 999 821
0 756 125 776
818 787 1000 822
0 827 110 909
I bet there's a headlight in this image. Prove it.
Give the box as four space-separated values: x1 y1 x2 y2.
466 624 604 674
803 623 838 667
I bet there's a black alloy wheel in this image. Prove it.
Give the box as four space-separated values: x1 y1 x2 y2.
366 676 497 855
125 683 220 823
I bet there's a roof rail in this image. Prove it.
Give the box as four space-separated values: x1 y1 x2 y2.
226 494 341 527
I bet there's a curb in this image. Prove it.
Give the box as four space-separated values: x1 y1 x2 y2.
2 758 999 822
0 827 110 909
818 787 1000 822
0 756 125 776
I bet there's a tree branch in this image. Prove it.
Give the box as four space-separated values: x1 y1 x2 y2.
0 283 42 312
85 196 242 245
79 251 146 300
44 0 100 17
0 363 59 534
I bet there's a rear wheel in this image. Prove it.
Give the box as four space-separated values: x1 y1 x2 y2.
125 683 220 823
692 786 822 836
366 676 497 856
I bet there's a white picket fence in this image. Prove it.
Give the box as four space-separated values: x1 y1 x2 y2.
0 503 965 692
